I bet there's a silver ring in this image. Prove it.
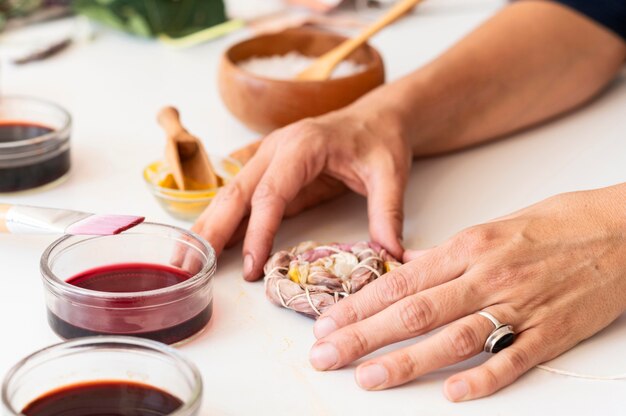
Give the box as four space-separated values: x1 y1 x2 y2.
477 311 515 353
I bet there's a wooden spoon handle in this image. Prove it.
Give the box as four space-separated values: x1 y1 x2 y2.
157 106 197 157
354 0 423 44
157 106 185 137
314 0 423 77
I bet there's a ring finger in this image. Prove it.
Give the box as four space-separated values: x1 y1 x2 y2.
354 306 522 390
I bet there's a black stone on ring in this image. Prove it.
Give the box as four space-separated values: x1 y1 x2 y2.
477 311 516 353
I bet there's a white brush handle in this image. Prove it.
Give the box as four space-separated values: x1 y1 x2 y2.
0 204 90 234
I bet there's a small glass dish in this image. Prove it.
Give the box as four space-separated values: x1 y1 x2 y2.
143 156 241 221
1 336 202 416
0 96 71 193
40 222 216 345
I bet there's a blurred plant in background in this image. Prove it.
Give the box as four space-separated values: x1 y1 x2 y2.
0 0 227 38
1 1 393 44
72 0 227 38
0 1 71 30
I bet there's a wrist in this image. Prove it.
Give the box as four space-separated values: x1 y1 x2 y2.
345 67 459 158
341 82 419 154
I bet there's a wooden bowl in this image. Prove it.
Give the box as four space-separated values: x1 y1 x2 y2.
218 28 385 134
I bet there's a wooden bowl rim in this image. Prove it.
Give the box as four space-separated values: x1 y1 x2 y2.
221 27 385 86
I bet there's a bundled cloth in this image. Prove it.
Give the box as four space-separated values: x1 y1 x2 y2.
264 241 401 318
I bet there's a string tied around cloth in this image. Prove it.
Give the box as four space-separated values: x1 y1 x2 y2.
263 241 400 318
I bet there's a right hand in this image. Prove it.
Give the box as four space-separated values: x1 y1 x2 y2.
192 105 413 281
229 140 348 221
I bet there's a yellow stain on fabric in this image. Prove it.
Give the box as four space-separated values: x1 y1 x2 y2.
288 266 300 284
384 261 399 273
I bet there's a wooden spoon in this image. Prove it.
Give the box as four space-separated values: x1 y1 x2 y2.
157 106 220 190
296 0 423 81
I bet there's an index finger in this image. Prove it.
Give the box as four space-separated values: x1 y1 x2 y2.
191 143 273 256
313 243 468 338
242 143 325 280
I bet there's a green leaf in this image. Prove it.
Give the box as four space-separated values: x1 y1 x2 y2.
72 0 227 38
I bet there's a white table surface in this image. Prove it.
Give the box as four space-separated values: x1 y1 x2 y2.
1 1 625 414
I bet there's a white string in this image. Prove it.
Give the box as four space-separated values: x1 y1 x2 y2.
265 266 288 292
275 280 289 308
314 245 344 254
352 263 382 280
536 365 626 381
283 292 304 307
267 243 391 317
350 253 383 281
264 266 288 281
304 286 322 316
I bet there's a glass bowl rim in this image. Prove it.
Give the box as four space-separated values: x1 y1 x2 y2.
39 222 216 300
0 95 72 150
1 336 203 416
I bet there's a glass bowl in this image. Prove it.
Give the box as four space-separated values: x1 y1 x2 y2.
143 155 241 221
0 95 71 193
1 336 202 415
40 222 216 345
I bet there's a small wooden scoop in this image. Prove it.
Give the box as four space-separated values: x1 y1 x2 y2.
296 0 423 81
157 106 220 190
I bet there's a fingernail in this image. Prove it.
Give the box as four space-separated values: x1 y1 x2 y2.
243 254 254 280
309 343 338 370
445 380 469 401
313 317 337 339
356 364 388 390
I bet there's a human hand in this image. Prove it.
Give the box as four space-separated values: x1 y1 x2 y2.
228 140 347 221
193 105 412 280
309 186 626 400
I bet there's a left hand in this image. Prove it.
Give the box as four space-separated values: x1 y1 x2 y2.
309 186 626 401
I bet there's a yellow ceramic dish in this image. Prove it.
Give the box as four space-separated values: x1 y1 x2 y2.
143 155 241 221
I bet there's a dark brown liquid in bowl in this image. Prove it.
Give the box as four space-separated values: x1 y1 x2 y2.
21 381 183 416
0 122 70 192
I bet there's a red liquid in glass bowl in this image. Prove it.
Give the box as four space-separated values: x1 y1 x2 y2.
21 381 183 416
45 263 213 345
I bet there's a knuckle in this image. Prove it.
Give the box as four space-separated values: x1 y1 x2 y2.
286 118 323 140
546 318 569 339
447 324 481 359
457 225 498 254
392 351 419 378
332 299 360 324
218 181 244 203
252 181 285 207
480 366 500 393
346 328 370 355
397 296 435 335
381 206 404 224
376 270 412 303
505 348 531 374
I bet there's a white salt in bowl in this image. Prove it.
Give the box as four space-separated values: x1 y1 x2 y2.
218 28 385 134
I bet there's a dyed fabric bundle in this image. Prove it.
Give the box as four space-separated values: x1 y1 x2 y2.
264 241 401 318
